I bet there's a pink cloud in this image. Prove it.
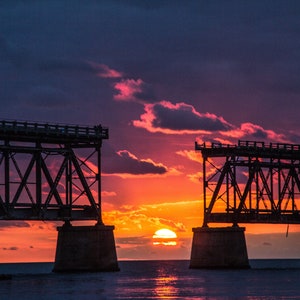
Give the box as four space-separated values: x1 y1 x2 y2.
133 101 233 134
113 78 144 101
101 191 117 197
221 122 288 142
97 64 123 78
131 100 290 144
88 62 123 78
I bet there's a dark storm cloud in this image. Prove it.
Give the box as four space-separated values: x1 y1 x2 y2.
103 149 168 175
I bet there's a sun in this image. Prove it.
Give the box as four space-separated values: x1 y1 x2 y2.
152 228 177 246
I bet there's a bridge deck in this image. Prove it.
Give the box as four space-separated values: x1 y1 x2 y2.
0 120 108 144
196 140 300 159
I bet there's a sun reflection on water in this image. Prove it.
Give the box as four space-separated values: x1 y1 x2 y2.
154 265 179 298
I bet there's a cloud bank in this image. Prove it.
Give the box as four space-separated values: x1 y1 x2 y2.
103 150 169 177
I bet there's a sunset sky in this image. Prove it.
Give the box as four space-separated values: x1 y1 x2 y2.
1 0 300 262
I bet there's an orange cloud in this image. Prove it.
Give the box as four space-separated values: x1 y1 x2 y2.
101 191 117 197
187 172 202 184
176 150 201 163
103 200 202 238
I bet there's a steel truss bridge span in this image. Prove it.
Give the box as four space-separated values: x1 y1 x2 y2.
196 140 300 226
0 120 108 222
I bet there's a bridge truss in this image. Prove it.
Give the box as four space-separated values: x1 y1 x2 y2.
0 120 108 222
196 140 300 226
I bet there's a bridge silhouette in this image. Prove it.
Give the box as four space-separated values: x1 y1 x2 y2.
196 140 300 226
191 139 300 269
0 120 108 222
1 120 299 270
0 120 118 272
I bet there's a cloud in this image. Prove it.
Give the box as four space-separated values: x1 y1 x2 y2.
116 236 150 245
187 172 202 184
103 200 200 236
149 217 186 232
176 150 201 163
223 122 288 142
109 209 186 234
262 242 272 247
101 191 117 197
89 62 123 78
2 246 18 251
39 59 120 79
0 221 31 229
113 78 156 103
133 101 233 134
131 99 291 144
103 149 168 176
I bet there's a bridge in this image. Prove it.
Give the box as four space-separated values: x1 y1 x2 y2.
197 140 300 226
190 140 300 269
0 120 108 222
0 120 118 272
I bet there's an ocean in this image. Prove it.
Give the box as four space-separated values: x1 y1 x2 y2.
0 259 300 299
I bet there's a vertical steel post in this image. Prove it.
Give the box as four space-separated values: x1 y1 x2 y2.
248 156 252 211
226 156 230 216
4 141 9 206
233 156 237 211
36 142 42 214
202 156 207 227
97 143 103 224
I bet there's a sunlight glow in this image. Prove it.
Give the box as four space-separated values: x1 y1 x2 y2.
153 229 177 239
152 229 177 246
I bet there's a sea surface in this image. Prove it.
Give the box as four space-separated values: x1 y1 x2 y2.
0 259 300 299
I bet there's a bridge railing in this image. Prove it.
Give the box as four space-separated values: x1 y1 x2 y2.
196 140 300 153
0 120 109 143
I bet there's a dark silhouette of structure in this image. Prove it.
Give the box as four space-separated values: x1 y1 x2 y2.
191 140 300 269
197 140 300 226
0 120 118 271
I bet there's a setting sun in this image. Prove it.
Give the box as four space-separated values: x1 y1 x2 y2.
153 229 177 246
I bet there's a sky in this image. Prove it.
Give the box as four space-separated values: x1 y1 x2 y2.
1 0 300 262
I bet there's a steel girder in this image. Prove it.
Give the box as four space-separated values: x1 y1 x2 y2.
0 120 107 222
197 140 300 226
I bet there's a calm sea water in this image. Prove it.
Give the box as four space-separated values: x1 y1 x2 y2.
0 260 300 299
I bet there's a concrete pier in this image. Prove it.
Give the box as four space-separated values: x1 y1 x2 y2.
190 226 250 269
53 223 119 272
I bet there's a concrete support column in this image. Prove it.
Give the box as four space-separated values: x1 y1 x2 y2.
53 223 119 272
190 226 249 269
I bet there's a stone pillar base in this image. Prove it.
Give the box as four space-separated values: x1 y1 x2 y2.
53 223 119 272
190 227 250 269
